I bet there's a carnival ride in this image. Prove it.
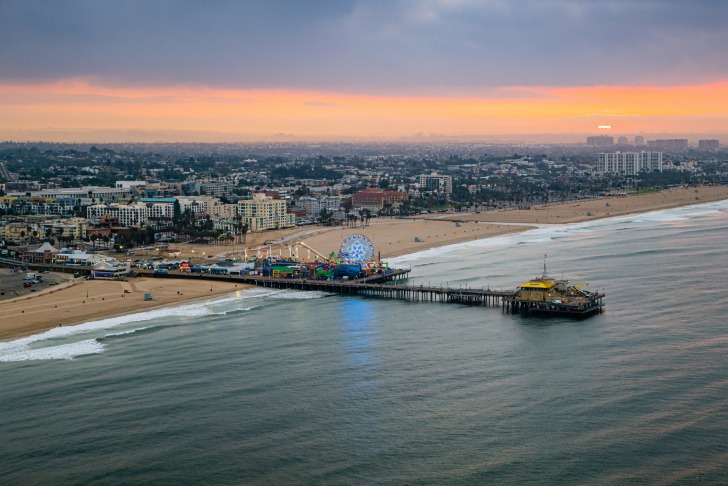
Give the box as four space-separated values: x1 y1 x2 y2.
256 234 390 280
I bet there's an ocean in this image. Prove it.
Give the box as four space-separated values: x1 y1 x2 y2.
2 200 728 484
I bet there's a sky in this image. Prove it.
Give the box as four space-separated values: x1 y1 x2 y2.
1 0 728 142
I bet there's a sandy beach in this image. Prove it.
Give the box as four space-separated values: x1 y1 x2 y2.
2 184 727 341
0 277 248 341
275 185 728 259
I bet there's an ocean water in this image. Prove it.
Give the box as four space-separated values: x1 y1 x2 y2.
2 201 728 484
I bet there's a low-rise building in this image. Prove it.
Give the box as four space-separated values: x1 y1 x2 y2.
351 188 408 211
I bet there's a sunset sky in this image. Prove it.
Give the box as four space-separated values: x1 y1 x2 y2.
2 0 728 142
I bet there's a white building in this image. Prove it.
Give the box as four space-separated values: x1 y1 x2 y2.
178 196 219 215
115 181 147 190
237 193 295 231
87 202 149 227
296 197 324 217
199 181 235 199
596 152 663 175
210 202 238 219
8 186 133 202
418 174 453 197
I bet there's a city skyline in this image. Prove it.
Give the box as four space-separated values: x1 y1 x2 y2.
2 1 728 142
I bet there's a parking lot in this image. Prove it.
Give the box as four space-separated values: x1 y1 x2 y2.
0 268 70 301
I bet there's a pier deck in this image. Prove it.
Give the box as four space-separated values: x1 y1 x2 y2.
146 268 516 307
3 258 604 313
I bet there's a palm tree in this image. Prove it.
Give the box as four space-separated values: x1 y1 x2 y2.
233 215 249 244
362 208 372 226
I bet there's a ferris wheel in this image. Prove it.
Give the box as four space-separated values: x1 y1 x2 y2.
339 234 375 263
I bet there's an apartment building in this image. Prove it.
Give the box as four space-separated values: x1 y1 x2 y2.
596 152 663 175
236 193 295 231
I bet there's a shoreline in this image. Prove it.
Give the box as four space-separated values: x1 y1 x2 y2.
2 185 727 342
0 278 251 342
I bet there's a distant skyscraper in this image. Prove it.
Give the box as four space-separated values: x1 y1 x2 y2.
648 139 688 151
587 135 614 146
698 139 719 150
634 136 645 146
0 161 10 182
617 136 629 145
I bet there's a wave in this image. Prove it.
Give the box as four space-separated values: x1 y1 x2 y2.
104 326 154 338
388 199 728 264
0 339 104 362
268 290 335 300
0 288 268 363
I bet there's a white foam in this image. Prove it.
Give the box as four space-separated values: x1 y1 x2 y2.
0 339 104 362
387 199 728 264
269 290 335 300
104 326 153 337
0 288 274 362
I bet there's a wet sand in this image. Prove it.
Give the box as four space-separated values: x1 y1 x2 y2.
0 278 249 341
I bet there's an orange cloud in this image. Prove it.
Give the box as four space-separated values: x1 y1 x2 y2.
1 79 727 140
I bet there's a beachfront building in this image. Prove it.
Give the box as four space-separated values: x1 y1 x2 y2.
92 260 131 280
236 193 295 231
351 188 408 212
596 152 663 175
17 241 60 264
54 249 103 266
418 174 453 198
87 202 149 227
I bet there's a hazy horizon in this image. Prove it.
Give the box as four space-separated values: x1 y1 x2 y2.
2 1 727 141
1 128 726 146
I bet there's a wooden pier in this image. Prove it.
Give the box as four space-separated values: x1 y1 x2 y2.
145 268 516 308
5 258 601 312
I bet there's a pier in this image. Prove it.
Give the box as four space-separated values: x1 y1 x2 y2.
145 268 516 308
2 257 605 315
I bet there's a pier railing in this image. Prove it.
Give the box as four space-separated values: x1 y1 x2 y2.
144 268 515 307
0 258 531 310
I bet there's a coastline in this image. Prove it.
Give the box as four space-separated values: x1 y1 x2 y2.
1 185 727 342
297 184 728 259
0 278 250 341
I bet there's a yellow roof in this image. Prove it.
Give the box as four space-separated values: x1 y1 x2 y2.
519 280 556 289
